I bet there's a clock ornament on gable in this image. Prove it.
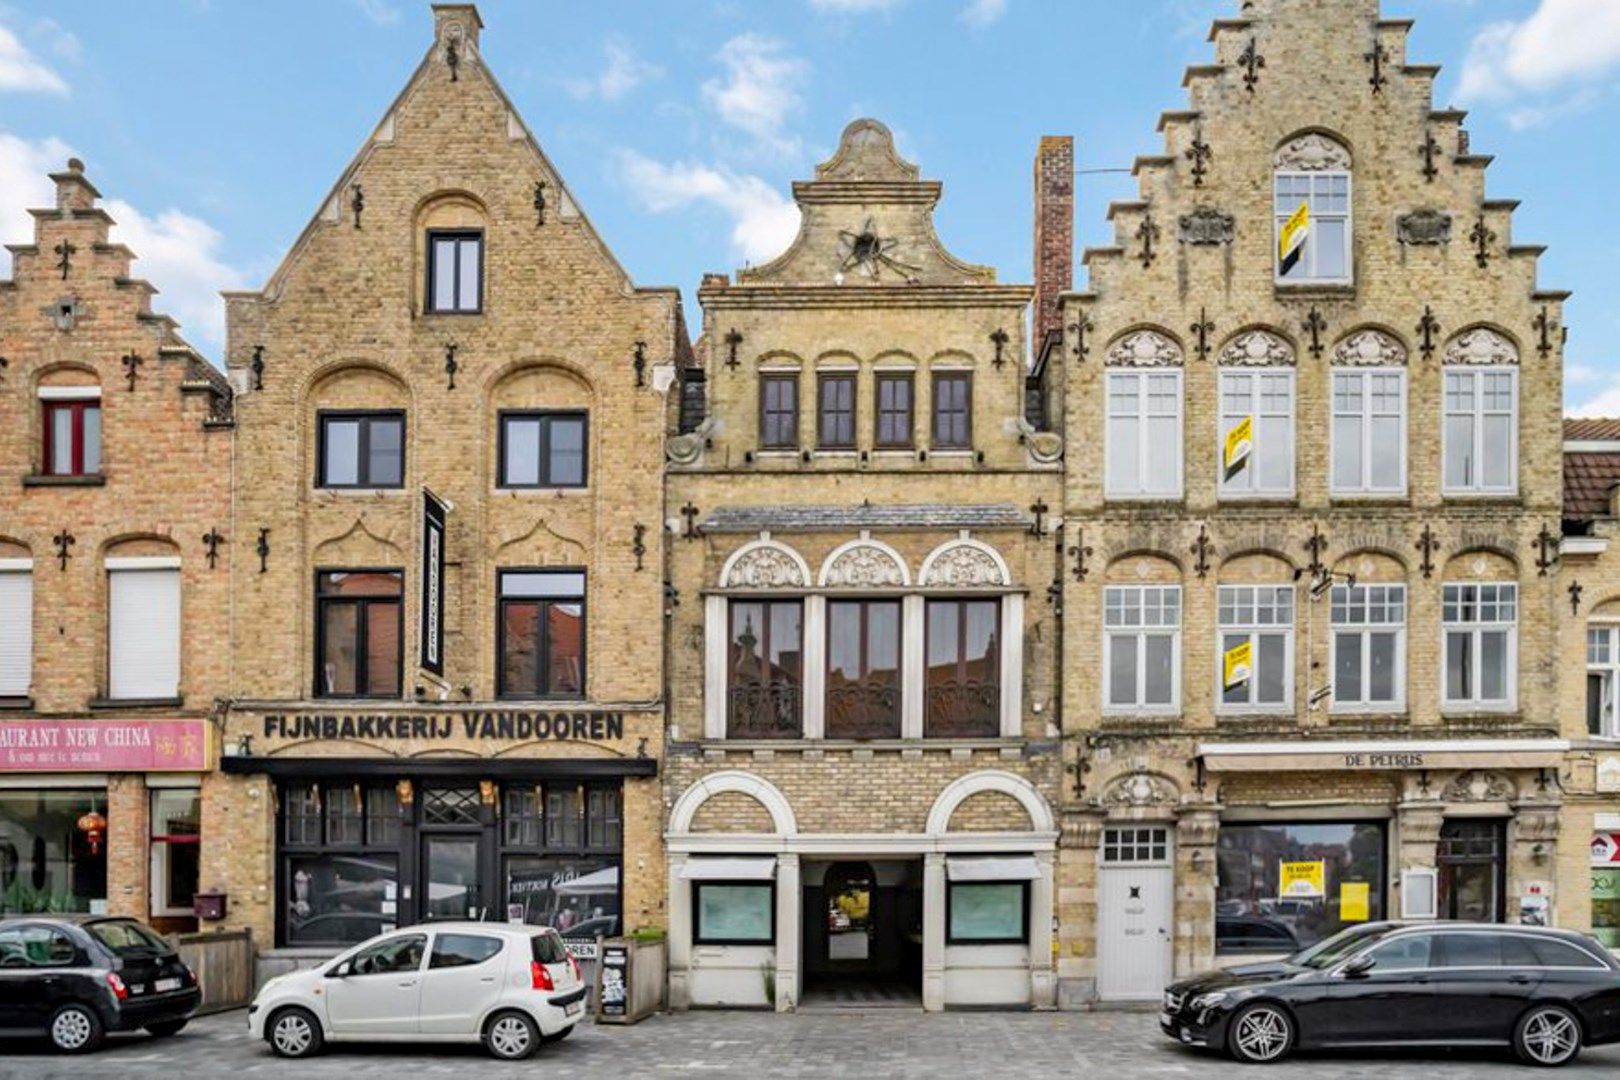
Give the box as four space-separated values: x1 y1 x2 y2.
835 216 920 284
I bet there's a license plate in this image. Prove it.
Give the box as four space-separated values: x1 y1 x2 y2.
1159 1011 1173 1027
564 1001 582 1017
156 977 181 993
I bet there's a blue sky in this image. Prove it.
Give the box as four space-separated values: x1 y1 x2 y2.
2 0 1617 411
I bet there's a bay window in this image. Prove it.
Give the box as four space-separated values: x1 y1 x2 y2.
1106 370 1181 498
1217 585 1293 710
1443 367 1517 494
1332 584 1405 710
1442 582 1516 709
1104 585 1180 712
727 600 803 737
1219 370 1293 497
826 599 901 738
1331 369 1405 494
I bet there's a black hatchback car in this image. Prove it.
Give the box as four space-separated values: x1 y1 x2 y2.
1162 921 1620 1067
0 916 200 1053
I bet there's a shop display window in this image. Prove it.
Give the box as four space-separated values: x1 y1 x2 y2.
1216 821 1386 954
693 882 774 944
0 790 107 914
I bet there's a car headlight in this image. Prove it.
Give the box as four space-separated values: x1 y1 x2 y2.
1190 991 1229 1010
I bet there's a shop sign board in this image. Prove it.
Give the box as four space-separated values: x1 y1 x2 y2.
1593 833 1620 866
0 718 208 772
599 942 629 1019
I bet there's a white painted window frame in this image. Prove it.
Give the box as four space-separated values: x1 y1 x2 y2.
1440 581 1518 712
1441 365 1519 496
1217 368 1295 499
1273 169 1353 286
1102 585 1182 716
1330 367 1407 496
1105 368 1183 500
1214 584 1294 714
1329 583 1407 713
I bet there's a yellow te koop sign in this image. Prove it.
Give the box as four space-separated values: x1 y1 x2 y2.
1279 859 1326 898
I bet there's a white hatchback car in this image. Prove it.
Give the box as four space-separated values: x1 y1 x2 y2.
247 922 587 1061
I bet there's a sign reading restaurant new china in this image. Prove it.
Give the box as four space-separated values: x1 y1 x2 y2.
261 709 625 743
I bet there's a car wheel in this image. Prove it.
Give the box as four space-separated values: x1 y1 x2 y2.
267 1006 324 1059
1227 1003 1295 1064
484 1010 540 1061
146 1019 188 1038
48 1004 104 1054
1515 1005 1582 1067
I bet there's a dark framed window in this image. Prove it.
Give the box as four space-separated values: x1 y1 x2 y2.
502 780 622 946
498 412 587 488
759 374 799 449
317 412 404 489
0 789 107 915
1438 819 1506 922
1215 820 1387 954
932 372 972 449
315 570 403 698
947 881 1029 944
875 372 914 448
826 599 901 738
426 229 483 313
42 400 101 476
727 600 803 738
498 570 585 699
278 780 405 947
693 881 775 944
817 373 855 449
924 598 1000 737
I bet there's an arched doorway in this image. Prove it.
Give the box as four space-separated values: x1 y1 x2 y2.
801 858 922 1007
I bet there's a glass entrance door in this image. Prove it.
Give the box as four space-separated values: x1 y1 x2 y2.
1438 819 1505 921
421 835 482 921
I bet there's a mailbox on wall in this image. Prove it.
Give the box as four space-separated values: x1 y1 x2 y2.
194 892 228 921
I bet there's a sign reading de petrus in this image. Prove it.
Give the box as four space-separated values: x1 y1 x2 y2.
1198 739 1570 773
260 709 626 743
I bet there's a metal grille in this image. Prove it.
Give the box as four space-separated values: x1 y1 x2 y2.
421 787 481 826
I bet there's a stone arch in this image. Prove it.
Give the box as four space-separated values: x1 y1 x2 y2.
918 536 1010 588
102 534 182 561
33 361 100 390
720 534 811 589
1104 326 1183 367
1216 549 1296 584
1334 548 1408 582
484 357 596 401
1442 547 1519 580
1104 551 1183 583
1098 769 1182 811
813 349 861 369
756 349 804 370
1590 597 1620 619
312 515 405 562
1218 326 1296 366
818 533 910 588
1333 325 1409 366
413 188 490 223
688 791 782 834
1443 325 1521 366
926 770 1054 836
0 536 30 560
301 358 413 408
1274 129 1353 170
927 347 977 368
946 790 1034 833
871 348 920 369
669 770 797 835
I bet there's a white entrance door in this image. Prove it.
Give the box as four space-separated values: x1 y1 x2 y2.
1096 826 1174 1001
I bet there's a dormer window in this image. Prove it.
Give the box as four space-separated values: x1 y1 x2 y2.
1273 133 1352 285
426 229 483 313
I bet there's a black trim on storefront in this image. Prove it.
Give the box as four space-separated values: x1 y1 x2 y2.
221 756 656 779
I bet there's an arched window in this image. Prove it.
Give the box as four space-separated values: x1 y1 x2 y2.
1274 133 1352 285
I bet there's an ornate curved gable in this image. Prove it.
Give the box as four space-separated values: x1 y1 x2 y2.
1333 328 1408 366
1106 329 1183 367
1444 327 1519 365
819 535 910 588
720 536 810 589
1219 329 1294 366
1274 132 1352 171
918 538 1010 588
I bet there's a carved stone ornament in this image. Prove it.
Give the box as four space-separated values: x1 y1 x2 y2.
1333 329 1408 366
1219 329 1294 366
1397 209 1453 246
1273 133 1352 172
723 544 807 589
822 543 907 588
1442 769 1516 803
1100 770 1178 809
920 542 1009 588
1178 206 1235 246
1015 418 1064 464
1106 329 1183 367
1443 327 1520 366
665 418 714 466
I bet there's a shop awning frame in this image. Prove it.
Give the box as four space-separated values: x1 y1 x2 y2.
945 855 1042 882
679 857 778 881
219 755 656 779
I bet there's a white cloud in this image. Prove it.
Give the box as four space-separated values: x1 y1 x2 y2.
1570 376 1620 418
616 149 799 265
1457 0 1620 127
702 34 807 156
808 0 905 11
0 131 71 249
0 20 67 94
959 0 1008 27
565 38 662 102
350 0 399 25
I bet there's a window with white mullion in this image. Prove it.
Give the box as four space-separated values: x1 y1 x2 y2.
1219 369 1294 497
1587 626 1620 738
1331 368 1405 494
1443 367 1517 494
1106 370 1182 498
1442 582 1517 709
1331 584 1406 710
1274 170 1351 284
1217 585 1294 710
1104 585 1181 712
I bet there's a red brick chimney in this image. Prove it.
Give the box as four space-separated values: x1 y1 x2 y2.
1033 136 1074 349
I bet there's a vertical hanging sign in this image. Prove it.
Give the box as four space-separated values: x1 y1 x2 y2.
421 488 448 677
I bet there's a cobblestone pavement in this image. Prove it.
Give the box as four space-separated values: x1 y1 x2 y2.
3 1008 1620 1079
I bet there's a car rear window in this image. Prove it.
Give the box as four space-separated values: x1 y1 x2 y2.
88 920 171 955
530 932 567 965
431 933 503 969
1528 937 1609 969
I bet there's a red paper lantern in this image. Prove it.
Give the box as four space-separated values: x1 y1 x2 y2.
77 810 107 855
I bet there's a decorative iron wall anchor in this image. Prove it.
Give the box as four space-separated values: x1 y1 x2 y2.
990 328 1009 370
1191 524 1214 579
256 528 271 574
444 343 459 390
1190 308 1214 362
1067 531 1093 582
1535 523 1557 577
533 180 547 226
1419 129 1440 182
1534 305 1560 359
1072 315 1094 361
351 184 365 229
680 502 700 541
53 240 75 280
0 356 8 384
121 351 142 391
1366 42 1389 93
1067 754 1091 801
1470 214 1496 268
202 527 224 570
1185 125 1212 187
251 345 265 390
1028 499 1049 538
1416 525 1439 579
1239 38 1265 92
52 530 75 571
446 37 460 80
1304 525 1328 580
1135 212 1160 268
1416 307 1440 362
633 341 647 388
1570 581 1584 616
724 328 743 370
632 524 647 571
1303 307 1326 359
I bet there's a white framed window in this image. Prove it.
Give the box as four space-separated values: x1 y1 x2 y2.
1587 626 1620 738
1104 585 1180 712
0 561 32 699
1331 584 1406 711
1443 367 1518 495
1106 370 1182 499
1219 369 1294 497
1331 368 1405 494
1217 585 1293 710
108 560 181 701
1275 171 1351 284
1442 582 1516 710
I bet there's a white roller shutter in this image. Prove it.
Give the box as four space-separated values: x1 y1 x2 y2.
0 566 32 697
109 566 180 700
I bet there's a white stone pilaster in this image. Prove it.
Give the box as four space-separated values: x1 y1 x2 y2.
667 853 691 1010
775 853 801 1011
703 596 727 739
902 594 925 738
802 596 827 739
1000 593 1024 737
923 852 946 1011
1030 849 1056 1007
